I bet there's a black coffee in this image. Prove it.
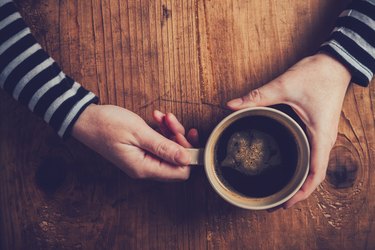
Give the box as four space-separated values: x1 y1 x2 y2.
214 116 298 198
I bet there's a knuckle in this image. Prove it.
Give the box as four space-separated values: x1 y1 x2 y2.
155 142 171 156
131 129 145 144
247 88 262 103
274 76 286 86
274 77 289 100
274 76 292 98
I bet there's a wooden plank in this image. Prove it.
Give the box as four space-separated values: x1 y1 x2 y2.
0 0 373 249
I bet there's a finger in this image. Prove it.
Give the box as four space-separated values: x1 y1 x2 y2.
284 131 332 208
114 143 190 181
267 204 283 213
175 133 192 148
187 128 200 147
140 127 191 165
141 152 191 181
153 109 165 123
153 110 185 138
283 174 321 209
153 111 198 149
226 79 285 110
165 113 185 135
153 110 172 138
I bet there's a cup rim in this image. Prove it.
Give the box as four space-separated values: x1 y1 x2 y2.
203 107 310 210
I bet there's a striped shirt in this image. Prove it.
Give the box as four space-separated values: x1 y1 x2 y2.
320 0 375 86
0 0 98 138
0 1 374 139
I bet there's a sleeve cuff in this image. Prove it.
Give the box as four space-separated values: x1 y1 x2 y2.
320 41 371 87
319 0 375 87
57 91 99 139
0 1 99 139
0 0 13 8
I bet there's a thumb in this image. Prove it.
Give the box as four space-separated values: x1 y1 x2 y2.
140 128 191 166
227 80 285 110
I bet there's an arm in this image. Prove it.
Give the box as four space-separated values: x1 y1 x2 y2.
320 0 375 87
0 0 196 181
0 0 97 138
227 0 374 208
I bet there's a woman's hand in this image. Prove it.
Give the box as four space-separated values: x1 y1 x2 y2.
72 104 194 181
227 53 351 208
152 110 199 148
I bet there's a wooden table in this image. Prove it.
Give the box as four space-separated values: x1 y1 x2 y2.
1 0 374 249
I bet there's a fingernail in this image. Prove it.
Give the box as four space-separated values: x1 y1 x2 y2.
190 128 198 136
175 149 190 165
227 98 243 107
166 112 176 119
154 110 164 117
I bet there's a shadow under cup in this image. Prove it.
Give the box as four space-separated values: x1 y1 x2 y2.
204 107 310 210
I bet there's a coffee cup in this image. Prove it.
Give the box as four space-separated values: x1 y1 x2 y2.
187 107 310 210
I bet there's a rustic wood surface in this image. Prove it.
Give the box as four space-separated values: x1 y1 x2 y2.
0 0 374 249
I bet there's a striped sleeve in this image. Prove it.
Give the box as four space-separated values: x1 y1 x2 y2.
320 0 375 87
0 0 98 138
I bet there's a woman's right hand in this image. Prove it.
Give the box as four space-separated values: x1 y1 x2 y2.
72 104 197 181
152 110 199 148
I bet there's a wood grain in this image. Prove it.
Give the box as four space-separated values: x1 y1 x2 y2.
0 0 374 249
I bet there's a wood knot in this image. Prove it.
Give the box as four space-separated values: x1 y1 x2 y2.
326 145 359 189
35 157 68 194
162 4 171 26
162 5 171 19
327 165 358 189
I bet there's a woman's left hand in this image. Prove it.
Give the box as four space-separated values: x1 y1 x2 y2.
227 53 351 208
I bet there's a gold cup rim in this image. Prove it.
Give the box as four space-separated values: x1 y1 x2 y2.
204 107 310 210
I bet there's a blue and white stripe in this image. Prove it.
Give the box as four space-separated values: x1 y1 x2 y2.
0 0 98 138
321 0 375 86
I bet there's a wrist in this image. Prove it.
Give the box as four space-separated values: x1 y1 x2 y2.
314 52 351 89
71 103 98 139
